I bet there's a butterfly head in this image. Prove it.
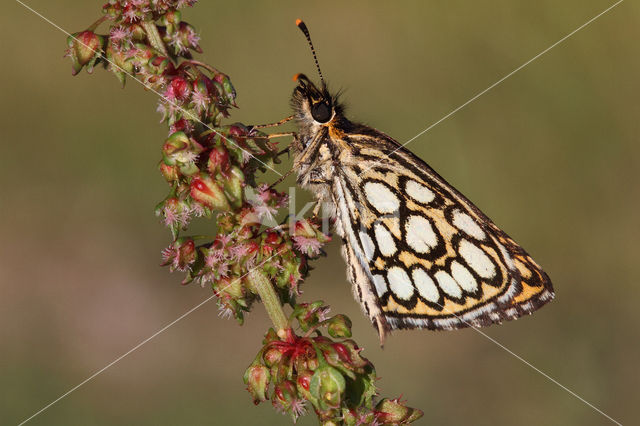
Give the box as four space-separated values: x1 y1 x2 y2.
292 73 334 124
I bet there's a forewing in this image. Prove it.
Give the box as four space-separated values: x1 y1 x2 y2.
334 128 554 334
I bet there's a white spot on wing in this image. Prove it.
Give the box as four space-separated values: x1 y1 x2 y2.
359 231 375 261
412 268 440 303
459 239 496 279
451 261 478 292
452 210 486 240
364 181 399 214
405 215 438 253
374 223 397 257
406 180 435 204
435 270 462 299
372 274 388 297
387 267 414 300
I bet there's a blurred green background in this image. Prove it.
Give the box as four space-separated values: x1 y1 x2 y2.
2 1 638 425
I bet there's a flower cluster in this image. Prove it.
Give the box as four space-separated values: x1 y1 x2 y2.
245 302 423 425
66 1 422 424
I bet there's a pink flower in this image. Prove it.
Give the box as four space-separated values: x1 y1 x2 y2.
162 204 179 226
191 88 209 113
218 304 234 320
205 249 225 267
187 28 200 48
290 398 307 420
216 234 233 247
190 202 205 218
229 244 251 260
109 26 131 48
292 236 323 257
217 262 230 278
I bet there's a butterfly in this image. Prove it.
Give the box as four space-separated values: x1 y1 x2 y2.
286 20 554 344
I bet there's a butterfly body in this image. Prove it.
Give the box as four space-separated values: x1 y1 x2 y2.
290 72 554 344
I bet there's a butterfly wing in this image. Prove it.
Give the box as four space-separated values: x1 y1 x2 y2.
327 125 554 340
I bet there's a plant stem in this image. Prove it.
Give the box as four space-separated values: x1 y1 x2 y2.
248 269 288 334
142 21 168 57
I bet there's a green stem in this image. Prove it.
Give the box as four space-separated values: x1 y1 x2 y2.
248 269 288 333
142 21 168 57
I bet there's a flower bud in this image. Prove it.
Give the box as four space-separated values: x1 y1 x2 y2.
375 398 424 424
129 24 147 42
176 21 202 53
166 75 191 101
190 173 231 211
208 145 230 175
148 55 174 75
214 72 237 106
105 41 133 86
292 301 326 331
214 276 244 299
221 166 244 209
309 365 346 411
272 380 298 411
193 75 215 97
161 237 196 272
262 347 284 368
243 360 270 404
160 9 182 34
326 314 352 339
296 370 314 402
265 231 281 245
162 131 202 169
66 31 105 75
293 219 318 238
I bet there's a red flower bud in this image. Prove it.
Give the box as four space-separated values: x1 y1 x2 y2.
193 75 215 97
296 370 314 402
273 380 298 411
243 361 270 405
228 124 247 138
166 76 191 101
66 31 105 75
263 347 284 368
190 173 231 211
162 131 202 167
264 231 281 245
161 237 196 273
148 55 174 75
159 162 180 182
208 145 230 175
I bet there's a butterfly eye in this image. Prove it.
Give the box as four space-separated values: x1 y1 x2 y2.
310 101 331 123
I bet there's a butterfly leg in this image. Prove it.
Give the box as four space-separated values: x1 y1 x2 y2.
268 168 296 189
262 132 296 140
250 115 294 129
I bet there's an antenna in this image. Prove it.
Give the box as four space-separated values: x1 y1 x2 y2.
296 19 325 85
